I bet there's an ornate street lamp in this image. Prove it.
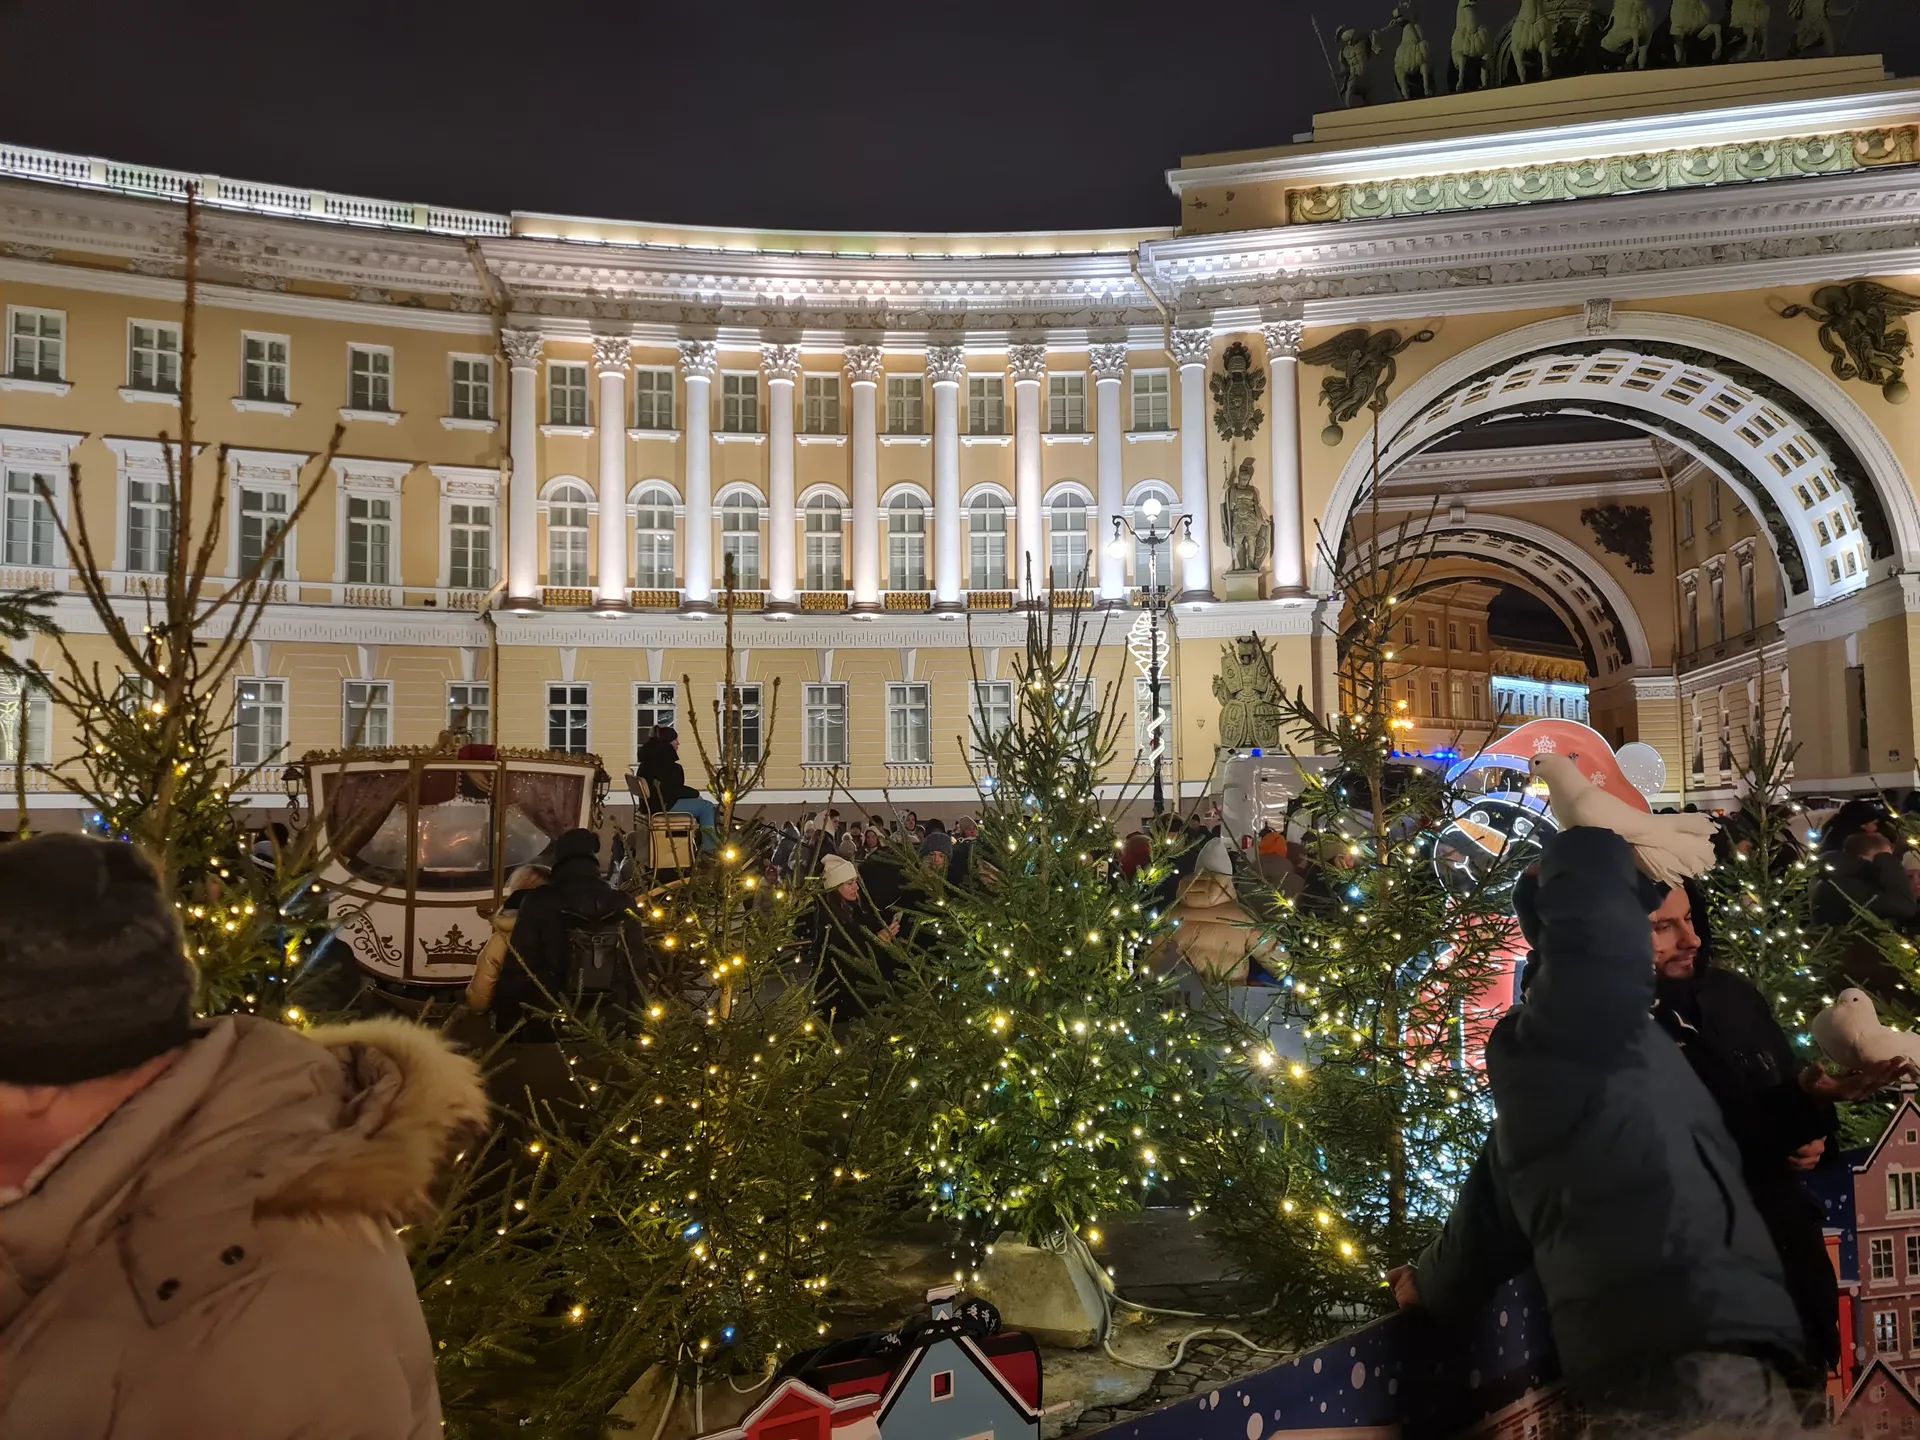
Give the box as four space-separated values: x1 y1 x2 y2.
1108 496 1197 816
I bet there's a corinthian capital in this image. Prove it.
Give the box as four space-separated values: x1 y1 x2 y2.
761 343 802 384
591 335 631 375
926 345 967 386
678 339 719 381
1007 343 1048 383
844 344 884 385
1170 328 1213 368
501 329 545 368
1089 344 1130 381
1261 319 1305 359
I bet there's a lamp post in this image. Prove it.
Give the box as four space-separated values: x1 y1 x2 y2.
1109 496 1198 817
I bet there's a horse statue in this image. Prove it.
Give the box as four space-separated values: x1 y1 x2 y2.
1727 0 1771 57
1788 0 1843 56
1600 0 1656 67
1451 0 1493 89
1669 0 1725 61
1505 0 1557 81
1390 1 1434 99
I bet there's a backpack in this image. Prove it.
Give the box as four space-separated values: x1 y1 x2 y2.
560 908 632 1000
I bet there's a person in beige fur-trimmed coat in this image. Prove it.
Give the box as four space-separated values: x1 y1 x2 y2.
0 834 489 1440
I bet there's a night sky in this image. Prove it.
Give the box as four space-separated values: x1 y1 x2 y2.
5 1 1911 234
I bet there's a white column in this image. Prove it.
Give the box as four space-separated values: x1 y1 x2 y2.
1172 327 1215 600
1262 318 1306 596
928 345 966 610
1090 343 1129 603
679 340 717 606
846 344 883 611
502 329 543 606
762 343 801 611
1009 343 1047 601
591 336 630 609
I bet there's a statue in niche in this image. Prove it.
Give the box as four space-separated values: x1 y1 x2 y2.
1214 634 1285 752
1220 458 1272 574
1389 2 1435 99
1777 280 1920 403
1210 341 1267 443
1298 326 1436 444
1581 504 1657 574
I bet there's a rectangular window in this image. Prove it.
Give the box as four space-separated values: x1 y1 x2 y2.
1450 677 1465 717
1472 687 1485 720
342 680 392 749
447 682 490 743
633 487 676 589
1907 1234 1920 1277
1712 573 1727 641
1047 374 1087 433
1741 561 1758 632
886 681 932 764
633 368 675 431
448 501 493 589
719 682 762 764
720 373 759 433
126 477 174 574
721 500 762 589
8 307 64 381
0 675 51 765
345 496 393 585
1447 621 1459 650
547 683 590 754
242 334 290 403
549 361 589 426
887 502 926 590
885 376 924 434
348 346 393 411
237 486 290 581
1873 1236 1897 1282
1427 679 1441 716
1403 620 1414 645
970 681 1014 757
1890 1173 1920 1215
802 682 848 766
1468 626 1480 654
804 500 844 591
1680 496 1695 543
803 374 842 434
3 469 57 568
969 501 1007 590
1134 677 1172 759
1426 619 1438 648
450 356 493 420
931 1371 954 1402
1877 1309 1900 1353
634 682 678 750
234 678 287 768
128 321 182 394
968 376 1005 434
1131 371 1171 430
1708 483 1723 526
1686 587 1701 653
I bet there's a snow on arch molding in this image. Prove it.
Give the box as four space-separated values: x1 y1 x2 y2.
1312 312 1920 611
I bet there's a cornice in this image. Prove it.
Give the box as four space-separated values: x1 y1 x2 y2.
1385 438 1662 485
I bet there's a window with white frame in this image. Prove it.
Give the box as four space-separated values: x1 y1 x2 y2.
450 356 493 421
970 681 1013 757
803 682 848 766
1908 1233 1920 1277
547 683 590 753
1890 1172 1920 1214
447 682 490 743
1740 555 1758 632
549 362 589 426
634 682 678 749
968 494 1008 590
546 483 590 587
720 682 762 763
1684 583 1700 653
234 678 287 768
342 680 392 749
968 376 1005 434
345 495 393 585
1134 677 1172 759
1130 371 1171 431
803 374 841 434
885 376 924 434
0 675 51 765
243 334 290 403
1048 494 1089 587
721 492 761 587
448 500 493 589
886 682 932 764
1873 1237 1897 1282
804 493 845 591
127 321 181 394
126 477 174 574
633 368 675 431
8 308 64 382
1711 569 1727 641
348 346 393 412
887 493 927 590
1876 1309 1899 1353
237 486 290 581
3 468 57 568
633 485 676 589
720 373 759 433
1047 374 1087 433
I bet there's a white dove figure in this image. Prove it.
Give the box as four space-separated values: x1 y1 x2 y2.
1812 988 1920 1073
1529 752 1719 888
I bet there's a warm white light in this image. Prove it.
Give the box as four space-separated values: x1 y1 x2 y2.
1140 496 1163 521
1175 535 1199 559
1106 537 1129 559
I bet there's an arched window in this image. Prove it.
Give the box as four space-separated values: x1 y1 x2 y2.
633 486 676 589
887 493 927 591
1130 486 1178 592
547 482 590 587
1048 494 1089 589
804 493 844 591
721 492 762 588
968 494 1007 591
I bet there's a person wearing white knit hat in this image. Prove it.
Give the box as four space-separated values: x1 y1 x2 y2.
809 852 898 1018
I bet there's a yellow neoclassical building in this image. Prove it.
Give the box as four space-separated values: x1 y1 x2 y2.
4 54 1920 815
